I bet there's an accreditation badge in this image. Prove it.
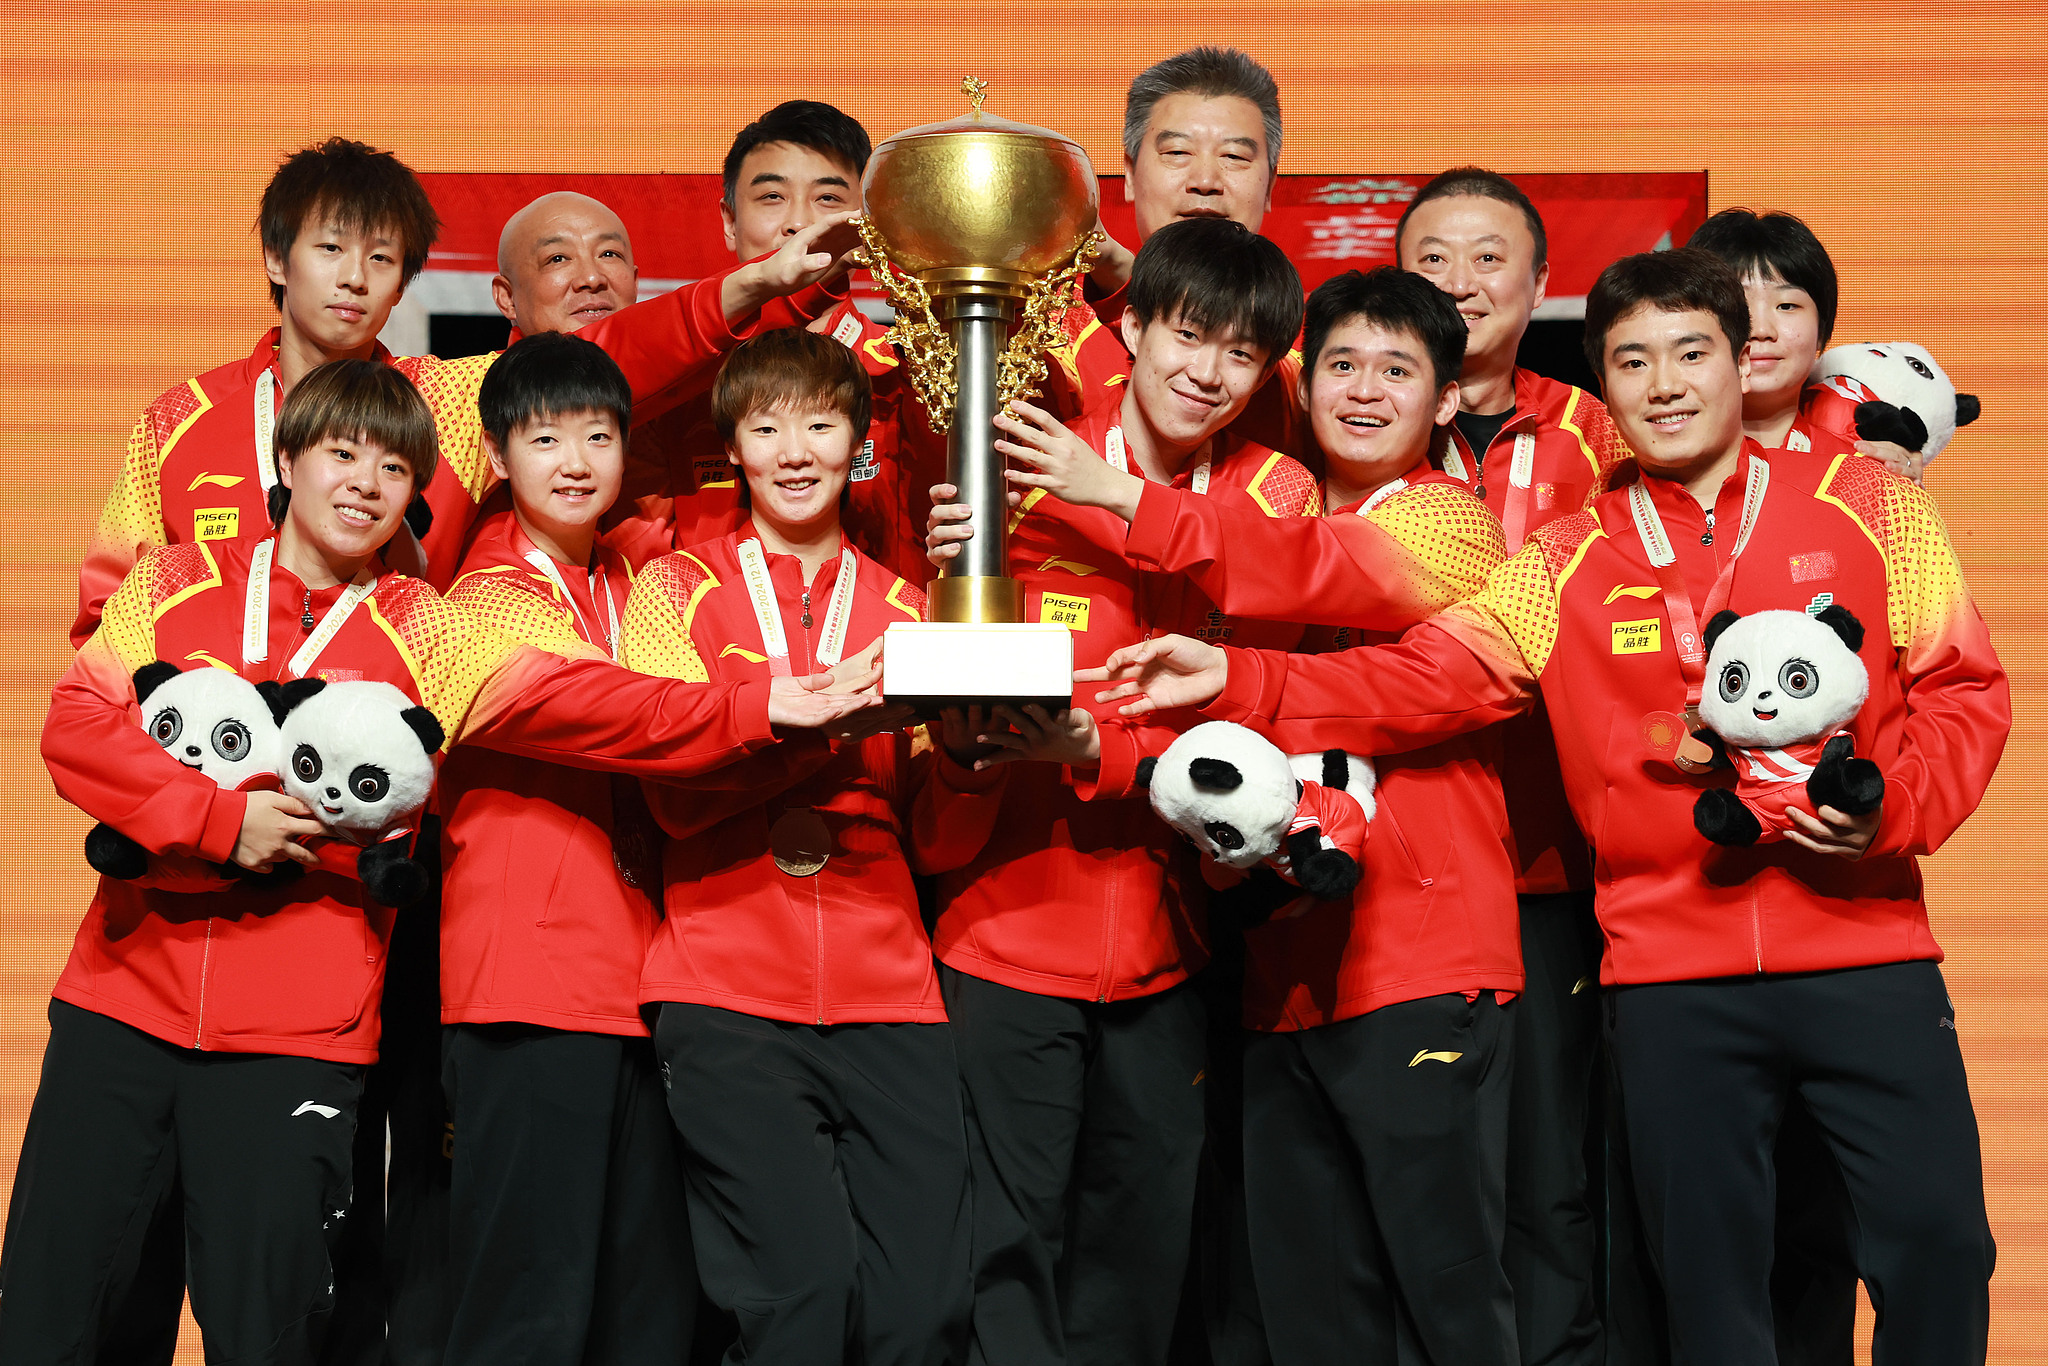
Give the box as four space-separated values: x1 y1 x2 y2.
770 808 832 877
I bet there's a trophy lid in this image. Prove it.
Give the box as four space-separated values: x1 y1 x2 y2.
862 77 1099 281
873 75 1087 154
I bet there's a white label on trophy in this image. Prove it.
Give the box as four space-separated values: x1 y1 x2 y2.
849 439 879 483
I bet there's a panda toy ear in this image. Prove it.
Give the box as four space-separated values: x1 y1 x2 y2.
1955 394 1980 427
1812 604 1865 653
1134 756 1158 789
132 660 182 704
1320 748 1348 791
1703 610 1742 655
401 705 445 755
260 676 328 724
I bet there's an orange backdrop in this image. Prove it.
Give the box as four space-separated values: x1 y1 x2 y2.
3 4 2043 1359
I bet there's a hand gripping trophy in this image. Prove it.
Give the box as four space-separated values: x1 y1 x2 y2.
862 77 1103 711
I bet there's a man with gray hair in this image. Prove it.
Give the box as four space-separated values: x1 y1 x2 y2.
1052 46 1303 456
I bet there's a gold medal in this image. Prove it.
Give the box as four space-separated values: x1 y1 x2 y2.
770 809 832 877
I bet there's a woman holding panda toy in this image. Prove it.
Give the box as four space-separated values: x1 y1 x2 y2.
2 359 883 1364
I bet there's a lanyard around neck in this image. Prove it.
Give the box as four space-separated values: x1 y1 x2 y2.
735 538 859 677
1628 455 1771 705
1105 425 1211 494
522 549 621 662
243 538 379 678
253 374 280 493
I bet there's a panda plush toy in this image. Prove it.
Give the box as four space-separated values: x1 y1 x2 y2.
268 677 444 908
1690 604 1885 847
84 661 289 884
1808 342 1981 464
1135 720 1372 917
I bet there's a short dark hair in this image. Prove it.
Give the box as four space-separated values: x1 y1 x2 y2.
270 359 438 523
258 137 440 310
712 328 872 447
479 332 632 448
1582 247 1753 377
1127 218 1302 366
1124 46 1283 173
1686 207 1840 347
1302 267 1466 391
1395 166 1548 275
722 101 873 213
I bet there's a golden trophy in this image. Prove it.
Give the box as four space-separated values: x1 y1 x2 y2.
864 77 1104 712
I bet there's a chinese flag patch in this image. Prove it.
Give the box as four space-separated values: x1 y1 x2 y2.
1787 550 1839 583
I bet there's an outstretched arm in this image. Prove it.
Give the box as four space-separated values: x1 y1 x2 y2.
1085 539 1554 756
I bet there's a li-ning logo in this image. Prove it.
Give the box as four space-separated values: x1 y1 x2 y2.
291 1101 341 1119
1408 1049 1464 1067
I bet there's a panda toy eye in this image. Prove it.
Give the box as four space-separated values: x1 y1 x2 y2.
212 720 251 762
1907 356 1934 380
1778 659 1818 698
293 744 323 783
350 765 390 804
150 708 183 747
1717 661 1749 703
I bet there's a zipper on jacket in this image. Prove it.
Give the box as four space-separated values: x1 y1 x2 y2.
1751 890 1764 974
194 918 214 1048
813 868 827 1025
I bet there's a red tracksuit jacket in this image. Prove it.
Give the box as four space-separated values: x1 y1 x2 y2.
75 259 806 646
1435 368 1635 895
1204 445 2009 986
622 529 980 1025
1093 466 1521 1029
45 534 774 1062
926 405 1319 1002
438 514 664 1036
604 293 948 588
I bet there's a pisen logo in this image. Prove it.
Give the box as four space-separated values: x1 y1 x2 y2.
1611 618 1662 655
193 507 240 541
1039 593 1090 631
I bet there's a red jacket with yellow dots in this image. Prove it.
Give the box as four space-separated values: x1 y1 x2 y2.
74 262 814 647
603 294 948 588
44 535 774 1063
438 513 670 1036
925 405 1319 1002
1436 368 1635 896
622 529 978 1025
1204 446 2009 986
1091 467 1521 1028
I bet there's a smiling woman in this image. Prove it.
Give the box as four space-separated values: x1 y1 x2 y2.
270 359 437 590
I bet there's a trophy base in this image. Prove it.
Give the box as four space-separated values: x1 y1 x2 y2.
882 621 1074 715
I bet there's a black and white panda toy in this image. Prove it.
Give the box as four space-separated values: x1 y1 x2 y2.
84 661 288 884
1690 603 1885 847
269 677 444 908
1809 342 1981 464
1135 720 1372 919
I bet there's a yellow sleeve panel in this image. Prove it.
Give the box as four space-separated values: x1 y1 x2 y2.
1365 482 1509 609
1816 454 1974 669
446 565 606 661
396 352 499 502
1442 525 1592 681
618 555 713 683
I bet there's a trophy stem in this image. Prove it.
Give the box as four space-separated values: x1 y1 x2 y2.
934 294 1023 624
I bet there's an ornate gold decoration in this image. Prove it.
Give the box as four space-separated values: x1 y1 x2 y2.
961 75 989 113
858 216 1102 434
856 214 958 431
997 229 1103 414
